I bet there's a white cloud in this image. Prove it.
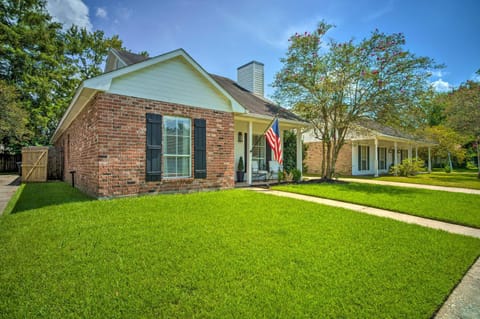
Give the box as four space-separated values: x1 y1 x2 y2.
431 78 452 92
46 0 92 30
363 0 394 22
96 7 107 19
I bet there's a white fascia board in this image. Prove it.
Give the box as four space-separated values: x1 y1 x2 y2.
235 113 309 128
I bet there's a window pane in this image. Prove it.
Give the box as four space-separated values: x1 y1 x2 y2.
177 157 190 176
177 136 190 155
166 135 177 154
163 116 191 178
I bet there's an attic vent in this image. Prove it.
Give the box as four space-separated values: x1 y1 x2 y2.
237 61 264 96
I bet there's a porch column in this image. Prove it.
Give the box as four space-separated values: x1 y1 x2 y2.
247 121 253 185
374 137 379 177
296 128 303 177
415 145 418 160
394 141 398 175
428 146 432 173
408 145 412 160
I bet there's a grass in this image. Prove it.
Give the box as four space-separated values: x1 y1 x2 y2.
375 170 480 190
273 182 480 228
1 183 479 318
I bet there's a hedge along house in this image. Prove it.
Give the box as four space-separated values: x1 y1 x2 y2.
303 120 436 177
51 48 306 198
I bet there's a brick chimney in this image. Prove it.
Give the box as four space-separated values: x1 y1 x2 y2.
237 61 264 96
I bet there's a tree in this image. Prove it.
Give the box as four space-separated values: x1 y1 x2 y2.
443 80 480 177
273 22 439 179
0 80 32 152
0 0 124 147
424 125 467 168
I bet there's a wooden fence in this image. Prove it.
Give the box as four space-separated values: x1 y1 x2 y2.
0 153 21 173
22 146 49 182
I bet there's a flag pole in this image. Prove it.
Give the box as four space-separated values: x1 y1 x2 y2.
250 115 278 152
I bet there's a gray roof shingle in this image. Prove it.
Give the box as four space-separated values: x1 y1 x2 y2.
209 74 304 122
114 49 149 65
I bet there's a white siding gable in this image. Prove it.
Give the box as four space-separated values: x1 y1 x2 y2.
108 56 232 112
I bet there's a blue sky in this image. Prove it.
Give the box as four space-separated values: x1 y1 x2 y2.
47 0 479 97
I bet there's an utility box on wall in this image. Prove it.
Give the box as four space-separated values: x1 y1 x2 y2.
21 146 49 182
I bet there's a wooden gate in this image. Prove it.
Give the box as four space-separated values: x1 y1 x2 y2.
22 146 49 182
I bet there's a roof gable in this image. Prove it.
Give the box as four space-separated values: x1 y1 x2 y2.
108 56 234 112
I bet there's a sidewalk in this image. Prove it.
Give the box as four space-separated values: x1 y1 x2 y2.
339 177 480 195
0 174 20 215
249 187 480 319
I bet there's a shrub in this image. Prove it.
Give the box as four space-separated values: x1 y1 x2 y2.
390 159 425 176
444 164 452 173
291 168 302 182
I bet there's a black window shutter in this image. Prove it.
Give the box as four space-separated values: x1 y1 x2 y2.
146 113 162 181
194 119 207 179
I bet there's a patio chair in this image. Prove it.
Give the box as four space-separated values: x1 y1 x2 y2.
252 161 267 181
268 160 283 180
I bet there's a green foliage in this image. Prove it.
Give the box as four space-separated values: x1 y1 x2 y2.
291 168 302 182
237 156 244 171
390 158 425 176
1 184 479 317
0 0 125 147
0 80 32 152
282 130 308 173
277 169 285 182
274 182 480 228
424 125 467 165
444 164 452 173
273 21 439 179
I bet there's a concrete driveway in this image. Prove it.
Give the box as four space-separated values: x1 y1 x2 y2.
0 174 20 215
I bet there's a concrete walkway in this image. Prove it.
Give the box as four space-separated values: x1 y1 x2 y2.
0 174 20 215
339 177 480 195
251 188 480 238
249 187 480 319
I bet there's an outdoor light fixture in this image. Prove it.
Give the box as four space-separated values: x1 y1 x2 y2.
238 132 243 142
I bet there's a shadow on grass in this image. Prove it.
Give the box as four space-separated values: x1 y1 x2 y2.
9 181 94 214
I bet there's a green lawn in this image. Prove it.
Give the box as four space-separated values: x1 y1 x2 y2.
375 171 480 190
1 183 479 318
273 182 480 228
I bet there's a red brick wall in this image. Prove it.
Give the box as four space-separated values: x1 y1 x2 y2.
56 92 235 198
305 142 352 176
56 97 100 196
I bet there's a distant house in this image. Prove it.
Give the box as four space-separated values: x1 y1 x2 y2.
51 48 306 198
303 120 435 177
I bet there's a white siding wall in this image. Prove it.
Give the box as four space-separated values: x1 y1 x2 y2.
108 57 232 112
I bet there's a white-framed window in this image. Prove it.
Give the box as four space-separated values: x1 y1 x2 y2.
163 116 191 178
358 145 370 171
252 135 266 170
378 147 387 170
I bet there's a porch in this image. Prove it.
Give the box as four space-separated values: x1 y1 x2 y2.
234 114 306 185
351 137 434 177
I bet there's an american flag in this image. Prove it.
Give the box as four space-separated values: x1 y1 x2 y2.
265 118 283 164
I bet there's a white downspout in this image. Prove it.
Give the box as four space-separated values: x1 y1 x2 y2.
394 141 398 176
428 146 432 173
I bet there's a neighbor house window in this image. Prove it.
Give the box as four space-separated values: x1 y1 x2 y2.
163 116 191 178
378 147 387 170
252 135 266 170
358 145 370 171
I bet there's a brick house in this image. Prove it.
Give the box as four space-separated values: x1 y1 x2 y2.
51 49 306 198
304 120 435 177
